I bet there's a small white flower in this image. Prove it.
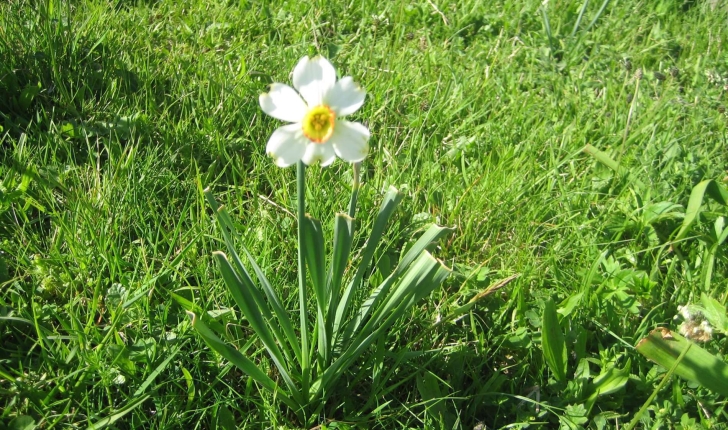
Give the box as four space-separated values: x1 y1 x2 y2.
259 56 370 167
677 305 693 321
700 319 713 332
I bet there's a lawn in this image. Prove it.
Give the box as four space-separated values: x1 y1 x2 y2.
2 0 728 428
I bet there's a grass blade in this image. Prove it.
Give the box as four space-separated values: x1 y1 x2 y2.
539 6 556 57
584 0 612 33
132 342 183 397
582 144 645 189
416 370 451 426
674 179 728 241
87 395 150 430
571 0 589 37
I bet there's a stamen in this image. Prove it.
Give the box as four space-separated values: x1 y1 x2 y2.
302 105 335 143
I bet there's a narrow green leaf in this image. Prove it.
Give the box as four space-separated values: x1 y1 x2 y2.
326 214 356 366
361 252 441 337
181 366 195 408
213 252 301 402
700 293 728 334
345 273 399 343
584 0 612 33
570 0 589 36
583 144 621 172
371 334 386 389
348 164 360 219
186 311 299 409
132 343 182 397
586 358 631 400
239 244 303 361
302 215 327 310
203 189 301 364
171 293 230 339
385 263 451 330
409 262 451 304
318 253 449 396
542 298 568 382
215 405 237 430
636 328 728 397
0 316 34 325
398 224 452 271
539 6 554 54
213 250 280 353
301 215 330 366
675 179 728 241
333 187 403 336
416 370 451 427
207 195 285 316
295 161 310 402
87 395 150 430
582 144 644 189
627 334 691 430
343 224 452 344
327 213 354 323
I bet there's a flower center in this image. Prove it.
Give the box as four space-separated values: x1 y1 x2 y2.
302 105 335 143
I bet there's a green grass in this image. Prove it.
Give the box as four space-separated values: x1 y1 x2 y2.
2 0 728 428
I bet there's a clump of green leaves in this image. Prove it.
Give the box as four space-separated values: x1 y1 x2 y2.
186 176 451 426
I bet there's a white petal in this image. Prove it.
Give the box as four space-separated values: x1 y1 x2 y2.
301 141 336 166
266 123 307 167
325 77 366 116
330 121 370 163
292 56 336 107
259 84 308 123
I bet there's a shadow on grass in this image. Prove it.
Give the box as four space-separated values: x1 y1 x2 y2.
0 11 140 129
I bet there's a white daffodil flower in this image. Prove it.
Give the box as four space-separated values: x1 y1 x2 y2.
259 56 370 167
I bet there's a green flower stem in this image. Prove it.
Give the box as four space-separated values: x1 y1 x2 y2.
296 161 310 402
348 162 360 219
